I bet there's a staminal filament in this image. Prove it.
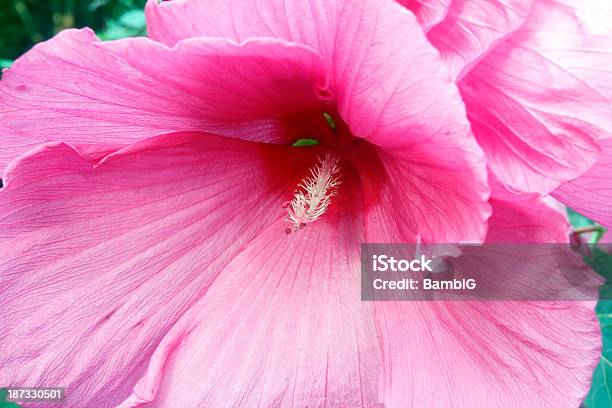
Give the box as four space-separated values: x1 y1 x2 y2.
284 152 341 233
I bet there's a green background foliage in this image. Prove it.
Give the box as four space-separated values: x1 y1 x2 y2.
0 389 20 408
583 247 612 407
0 0 146 64
569 209 612 408
1 1 612 407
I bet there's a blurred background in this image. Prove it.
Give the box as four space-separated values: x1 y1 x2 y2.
0 0 146 69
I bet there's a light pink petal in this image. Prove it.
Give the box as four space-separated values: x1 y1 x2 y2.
395 0 453 31
424 0 533 80
0 28 328 171
145 0 335 48
450 182 601 301
487 173 571 243
0 132 312 408
459 0 612 194
118 176 382 407
553 137 612 228
146 0 492 242
536 0 612 98
147 0 528 79
375 300 599 407
372 193 599 407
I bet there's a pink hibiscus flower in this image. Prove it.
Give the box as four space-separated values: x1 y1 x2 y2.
397 0 612 227
0 0 608 407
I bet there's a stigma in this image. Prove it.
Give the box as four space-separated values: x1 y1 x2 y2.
284 152 341 233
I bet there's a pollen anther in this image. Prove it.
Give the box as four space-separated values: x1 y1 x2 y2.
285 152 341 233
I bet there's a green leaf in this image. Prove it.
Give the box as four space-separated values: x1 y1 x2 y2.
568 208 607 244
584 249 612 408
98 9 146 41
568 209 612 407
0 389 21 408
0 59 12 69
568 208 597 229
584 304 612 407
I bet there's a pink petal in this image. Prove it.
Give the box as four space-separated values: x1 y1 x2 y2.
148 0 528 80
145 0 333 47
396 0 452 31
487 173 571 243
425 0 533 80
0 28 328 171
117 177 382 407
351 143 490 243
147 0 474 150
375 300 599 407
553 137 612 228
0 132 312 407
600 230 612 245
146 0 492 243
372 193 600 407
459 0 612 194
327 1 491 244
